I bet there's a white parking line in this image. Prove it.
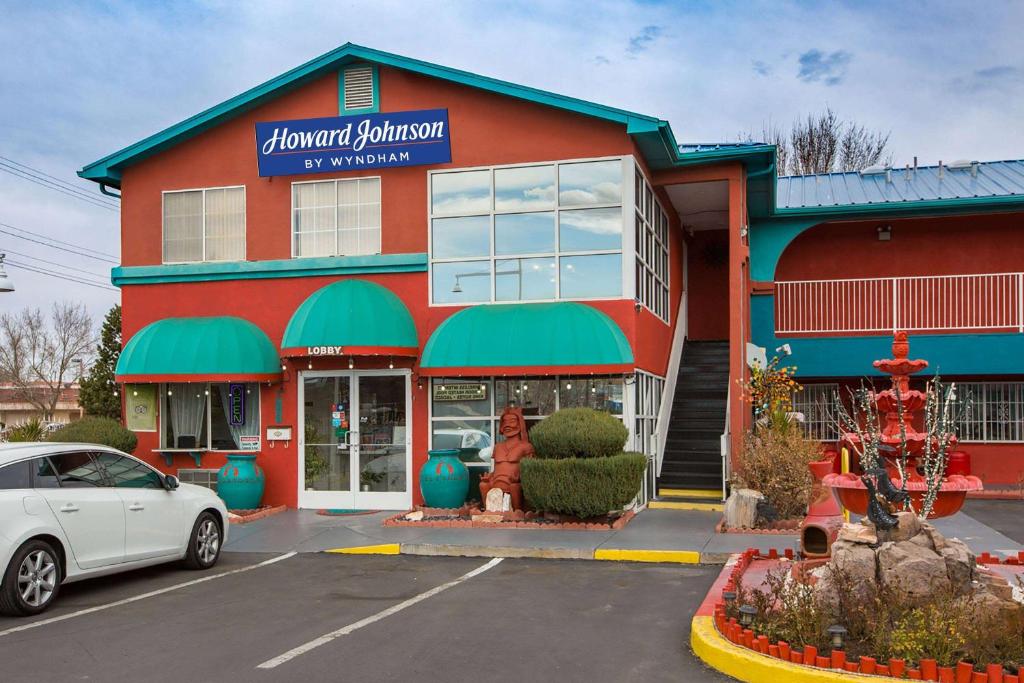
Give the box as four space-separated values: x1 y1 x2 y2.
0 551 297 639
257 557 504 669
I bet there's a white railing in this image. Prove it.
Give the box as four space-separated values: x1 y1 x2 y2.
720 384 731 501
775 272 1024 335
655 292 687 476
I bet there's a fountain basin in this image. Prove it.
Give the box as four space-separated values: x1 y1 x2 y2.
823 472 983 519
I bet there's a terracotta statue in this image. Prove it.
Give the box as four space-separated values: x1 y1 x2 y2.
479 406 535 511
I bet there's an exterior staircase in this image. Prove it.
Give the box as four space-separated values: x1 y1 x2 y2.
651 340 728 510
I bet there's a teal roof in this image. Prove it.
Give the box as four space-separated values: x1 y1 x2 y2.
420 302 633 373
282 279 417 353
116 316 281 381
80 43 701 185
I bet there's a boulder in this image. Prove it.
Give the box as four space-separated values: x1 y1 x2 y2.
877 511 922 543
878 540 951 598
940 537 975 593
724 488 763 529
837 522 877 545
831 540 878 586
921 522 949 551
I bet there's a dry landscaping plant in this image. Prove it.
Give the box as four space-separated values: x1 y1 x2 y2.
732 427 823 520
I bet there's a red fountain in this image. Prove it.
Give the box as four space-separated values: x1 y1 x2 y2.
823 332 983 519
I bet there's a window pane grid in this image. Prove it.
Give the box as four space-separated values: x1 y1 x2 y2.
429 159 625 304
633 168 670 322
165 188 245 264
955 382 1024 442
292 178 381 258
792 383 842 441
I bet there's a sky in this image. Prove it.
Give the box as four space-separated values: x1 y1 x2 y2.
0 0 1021 321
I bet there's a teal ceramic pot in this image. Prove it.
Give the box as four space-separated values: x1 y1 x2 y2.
217 454 265 510
419 449 469 508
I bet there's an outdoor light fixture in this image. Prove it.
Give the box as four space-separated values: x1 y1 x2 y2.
281 363 287 371
0 254 14 293
828 624 848 650
307 360 313 370
348 357 355 369
722 590 737 604
775 343 792 356
739 605 757 627
388 357 394 369
451 278 463 293
167 388 173 396
877 224 892 241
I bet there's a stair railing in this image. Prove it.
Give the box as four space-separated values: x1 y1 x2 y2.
720 384 731 501
655 292 687 477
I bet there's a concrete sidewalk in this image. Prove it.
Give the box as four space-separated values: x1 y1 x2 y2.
223 505 1024 564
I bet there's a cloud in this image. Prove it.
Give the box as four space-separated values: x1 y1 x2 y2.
951 65 1024 93
796 49 852 86
752 60 772 77
627 25 662 55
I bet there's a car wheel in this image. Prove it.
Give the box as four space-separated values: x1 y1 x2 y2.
0 540 61 617
183 512 222 570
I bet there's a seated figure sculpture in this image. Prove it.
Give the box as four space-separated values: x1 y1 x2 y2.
479 406 535 511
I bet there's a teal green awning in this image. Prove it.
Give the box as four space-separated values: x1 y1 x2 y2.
281 279 418 355
420 302 633 375
116 316 281 382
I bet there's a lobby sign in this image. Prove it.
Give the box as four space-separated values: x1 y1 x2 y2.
125 384 157 432
255 109 451 177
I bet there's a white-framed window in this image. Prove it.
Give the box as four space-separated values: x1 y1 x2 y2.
292 177 381 258
954 382 1024 442
792 383 842 441
162 186 245 263
160 382 261 451
428 158 631 305
177 469 220 492
634 169 670 322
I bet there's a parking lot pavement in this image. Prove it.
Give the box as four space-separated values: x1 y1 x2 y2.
962 499 1024 545
0 553 730 682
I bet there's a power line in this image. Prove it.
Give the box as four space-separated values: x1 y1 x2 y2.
0 156 119 202
0 163 120 212
0 221 119 263
0 247 108 279
6 260 118 292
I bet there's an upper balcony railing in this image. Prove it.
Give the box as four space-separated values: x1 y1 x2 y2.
775 272 1024 336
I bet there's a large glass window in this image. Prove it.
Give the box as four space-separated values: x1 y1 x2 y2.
161 383 261 451
634 169 670 322
429 159 626 304
163 186 246 264
292 177 381 257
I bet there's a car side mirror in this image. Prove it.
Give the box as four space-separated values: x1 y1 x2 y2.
164 474 180 491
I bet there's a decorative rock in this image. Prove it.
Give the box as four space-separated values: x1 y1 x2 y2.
837 522 878 545
471 512 504 524
921 522 949 551
724 488 763 529
485 487 505 512
878 540 951 597
940 537 975 593
877 511 922 543
404 510 425 521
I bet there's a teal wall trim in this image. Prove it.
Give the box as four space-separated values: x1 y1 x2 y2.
749 217 823 282
111 253 428 286
750 294 1024 377
338 64 379 115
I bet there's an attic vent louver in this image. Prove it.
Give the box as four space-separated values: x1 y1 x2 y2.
343 66 375 112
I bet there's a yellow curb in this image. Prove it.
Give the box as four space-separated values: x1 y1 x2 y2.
594 548 701 564
690 616 869 682
649 500 724 512
324 544 401 555
659 488 722 500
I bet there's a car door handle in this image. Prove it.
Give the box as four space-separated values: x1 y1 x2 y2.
128 503 145 511
60 503 79 513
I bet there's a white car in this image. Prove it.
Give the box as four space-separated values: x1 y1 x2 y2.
0 442 228 616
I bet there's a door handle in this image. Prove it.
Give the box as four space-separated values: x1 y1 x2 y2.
60 503 79 513
128 503 145 511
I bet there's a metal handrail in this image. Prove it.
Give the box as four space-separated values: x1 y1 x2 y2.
655 292 687 476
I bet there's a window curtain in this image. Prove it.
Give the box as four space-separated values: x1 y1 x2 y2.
217 383 259 449
169 383 205 448
204 187 245 261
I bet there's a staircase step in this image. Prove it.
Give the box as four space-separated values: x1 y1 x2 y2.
659 488 722 500
648 500 723 512
660 460 722 475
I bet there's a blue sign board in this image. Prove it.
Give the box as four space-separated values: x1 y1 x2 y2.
255 109 451 177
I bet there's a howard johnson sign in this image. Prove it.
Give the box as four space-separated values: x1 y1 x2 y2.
255 108 451 177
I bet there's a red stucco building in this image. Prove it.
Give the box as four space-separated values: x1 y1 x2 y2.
80 44 1024 509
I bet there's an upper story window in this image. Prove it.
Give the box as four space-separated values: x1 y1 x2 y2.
163 186 245 264
429 158 626 305
635 169 670 322
292 177 381 258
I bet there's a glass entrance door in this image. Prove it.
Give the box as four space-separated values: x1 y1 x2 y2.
299 370 411 510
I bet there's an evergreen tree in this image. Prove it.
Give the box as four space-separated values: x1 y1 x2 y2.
79 304 122 419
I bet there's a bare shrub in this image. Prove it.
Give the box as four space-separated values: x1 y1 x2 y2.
732 428 823 519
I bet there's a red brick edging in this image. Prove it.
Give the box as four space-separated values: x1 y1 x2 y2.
715 518 801 535
383 507 636 531
228 504 287 525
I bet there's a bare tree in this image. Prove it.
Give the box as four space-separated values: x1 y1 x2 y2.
743 107 891 175
0 303 94 421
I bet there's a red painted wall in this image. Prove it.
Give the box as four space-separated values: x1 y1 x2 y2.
117 65 686 506
685 230 730 340
776 213 1024 281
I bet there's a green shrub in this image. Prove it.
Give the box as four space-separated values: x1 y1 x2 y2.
6 418 46 442
521 452 646 518
49 417 138 453
529 407 628 459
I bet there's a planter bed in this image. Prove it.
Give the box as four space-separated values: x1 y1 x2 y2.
383 505 635 531
716 518 801 535
704 550 1024 681
227 505 287 525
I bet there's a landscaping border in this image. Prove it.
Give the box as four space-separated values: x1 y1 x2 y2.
227 505 287 525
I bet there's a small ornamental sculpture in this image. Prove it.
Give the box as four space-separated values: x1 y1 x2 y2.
861 468 905 531
479 406 535 511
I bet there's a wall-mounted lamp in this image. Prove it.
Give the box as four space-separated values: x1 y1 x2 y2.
877 224 892 241
775 343 792 357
